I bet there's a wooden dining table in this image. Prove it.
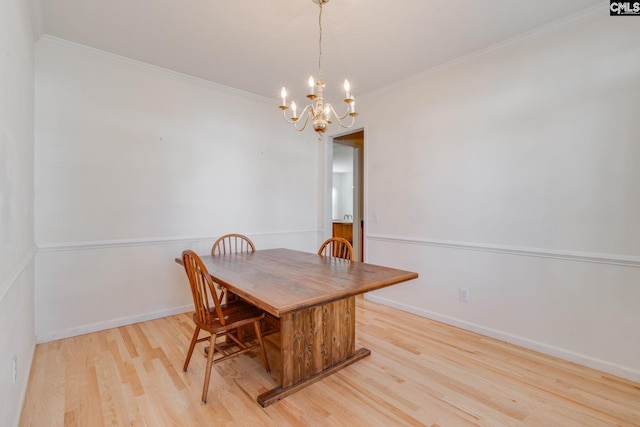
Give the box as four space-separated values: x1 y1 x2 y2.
177 248 418 406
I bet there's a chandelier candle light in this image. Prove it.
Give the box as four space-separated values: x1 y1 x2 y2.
279 0 357 135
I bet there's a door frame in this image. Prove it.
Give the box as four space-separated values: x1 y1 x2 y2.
323 127 365 261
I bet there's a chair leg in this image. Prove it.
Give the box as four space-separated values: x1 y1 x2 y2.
201 334 217 404
253 320 270 373
183 326 200 372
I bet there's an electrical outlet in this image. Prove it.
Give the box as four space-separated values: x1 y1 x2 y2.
459 288 469 302
12 355 17 383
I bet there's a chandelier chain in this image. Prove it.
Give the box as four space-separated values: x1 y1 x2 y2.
318 1 323 80
278 0 357 135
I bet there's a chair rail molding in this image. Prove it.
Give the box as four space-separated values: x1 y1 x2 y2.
0 245 37 301
37 229 323 252
367 234 640 269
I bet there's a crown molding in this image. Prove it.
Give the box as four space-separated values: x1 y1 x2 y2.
37 35 278 106
27 0 43 40
362 3 605 100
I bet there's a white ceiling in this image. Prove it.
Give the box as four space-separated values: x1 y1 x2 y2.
41 0 603 103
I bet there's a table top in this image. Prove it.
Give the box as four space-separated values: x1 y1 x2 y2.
177 248 418 317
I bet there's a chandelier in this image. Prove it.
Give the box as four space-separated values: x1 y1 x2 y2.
279 0 357 135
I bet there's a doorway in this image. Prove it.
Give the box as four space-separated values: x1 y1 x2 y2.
330 130 364 261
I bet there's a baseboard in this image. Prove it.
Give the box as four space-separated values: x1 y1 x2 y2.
36 304 193 343
13 341 36 427
365 294 640 383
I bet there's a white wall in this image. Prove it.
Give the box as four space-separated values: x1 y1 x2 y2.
362 12 640 381
0 0 37 425
35 38 321 342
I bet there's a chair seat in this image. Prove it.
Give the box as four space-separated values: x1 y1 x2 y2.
193 300 265 334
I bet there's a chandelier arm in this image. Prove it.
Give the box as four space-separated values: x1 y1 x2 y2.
327 103 352 122
282 110 298 125
282 104 312 125
327 104 356 128
334 114 356 128
293 109 312 132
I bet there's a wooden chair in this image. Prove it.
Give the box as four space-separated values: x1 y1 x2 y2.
211 233 280 337
211 233 255 303
318 237 354 261
211 233 255 256
181 250 270 404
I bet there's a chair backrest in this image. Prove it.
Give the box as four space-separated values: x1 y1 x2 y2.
318 237 354 261
182 250 226 326
211 233 255 256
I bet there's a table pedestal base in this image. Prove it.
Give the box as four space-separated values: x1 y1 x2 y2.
257 347 370 407
258 296 369 407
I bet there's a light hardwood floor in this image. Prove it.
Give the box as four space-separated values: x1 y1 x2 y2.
20 298 640 426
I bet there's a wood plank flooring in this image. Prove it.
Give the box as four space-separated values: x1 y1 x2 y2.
20 297 640 426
